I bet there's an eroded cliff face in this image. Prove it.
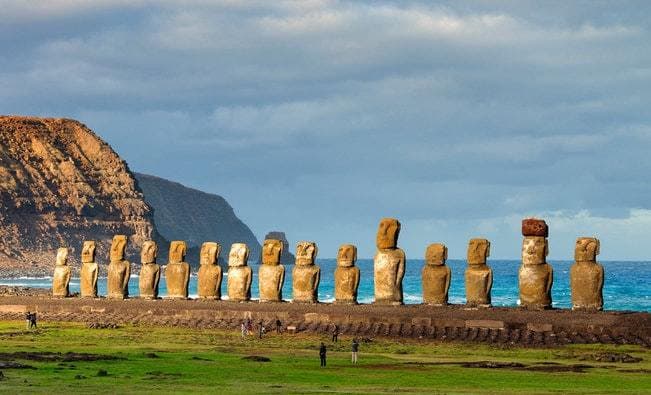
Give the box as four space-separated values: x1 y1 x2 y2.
0 116 157 273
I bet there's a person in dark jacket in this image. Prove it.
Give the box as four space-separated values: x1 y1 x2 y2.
332 324 339 342
351 338 359 364
319 342 327 367
25 311 31 330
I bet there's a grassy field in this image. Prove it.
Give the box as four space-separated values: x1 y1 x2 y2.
0 321 648 394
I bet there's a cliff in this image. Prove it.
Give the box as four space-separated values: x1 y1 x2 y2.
134 173 262 264
0 116 158 274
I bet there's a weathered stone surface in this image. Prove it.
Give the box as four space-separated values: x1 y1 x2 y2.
374 218 405 305
52 248 71 298
465 238 492 307
79 241 98 298
292 241 320 303
138 240 160 299
0 116 157 273
519 235 553 309
197 242 222 300
165 241 190 299
522 218 549 237
107 235 130 299
422 243 451 306
259 239 285 302
334 244 360 304
227 243 252 302
570 237 604 311
261 231 294 264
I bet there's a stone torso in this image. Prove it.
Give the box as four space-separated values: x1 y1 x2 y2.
52 266 71 297
139 264 161 299
165 262 190 299
292 265 320 303
334 266 360 304
227 266 252 302
80 262 98 298
465 265 492 306
373 249 405 304
519 264 553 308
198 265 222 299
107 260 131 299
259 264 284 302
570 262 604 310
422 265 451 305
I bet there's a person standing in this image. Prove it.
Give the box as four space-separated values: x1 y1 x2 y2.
276 319 282 334
30 312 37 329
258 320 264 339
25 311 31 330
351 338 359 364
332 324 339 342
241 322 246 339
319 342 327 367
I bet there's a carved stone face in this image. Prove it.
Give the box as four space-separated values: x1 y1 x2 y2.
426 243 447 266
141 240 157 264
296 241 317 266
169 241 187 264
575 237 600 262
522 236 548 265
337 244 357 267
81 241 96 263
56 247 69 266
200 242 220 265
376 218 400 249
110 235 127 262
262 239 283 265
467 238 490 265
228 243 249 267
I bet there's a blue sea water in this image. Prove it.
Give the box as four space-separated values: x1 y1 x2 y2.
1 259 649 312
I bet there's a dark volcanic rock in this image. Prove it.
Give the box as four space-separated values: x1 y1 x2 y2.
134 173 261 264
0 116 161 274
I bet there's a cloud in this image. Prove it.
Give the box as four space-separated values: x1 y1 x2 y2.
1 1 650 258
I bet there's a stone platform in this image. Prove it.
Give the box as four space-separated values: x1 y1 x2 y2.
0 296 649 347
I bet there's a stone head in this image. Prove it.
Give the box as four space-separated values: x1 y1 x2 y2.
81 241 96 263
169 241 187 264
522 236 548 265
467 238 490 265
425 243 447 266
140 240 158 264
56 247 69 266
337 244 357 267
295 241 317 266
262 239 283 266
228 243 249 267
200 242 221 265
110 235 128 262
376 218 400 249
575 237 600 262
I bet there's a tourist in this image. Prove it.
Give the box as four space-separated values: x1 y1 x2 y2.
276 319 282 334
246 318 253 335
30 312 37 329
351 338 359 364
241 322 246 339
258 320 264 339
332 324 339 342
319 342 327 367
25 311 31 330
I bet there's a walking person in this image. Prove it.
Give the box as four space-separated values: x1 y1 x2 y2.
276 319 282 334
319 342 327 367
332 324 339 342
25 311 31 330
246 318 253 336
351 338 359 364
30 312 37 329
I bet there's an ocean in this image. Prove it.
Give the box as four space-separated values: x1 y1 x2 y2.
2 259 649 312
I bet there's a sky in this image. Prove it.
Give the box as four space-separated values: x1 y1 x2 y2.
2 0 651 259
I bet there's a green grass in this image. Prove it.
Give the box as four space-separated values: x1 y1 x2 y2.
0 321 648 394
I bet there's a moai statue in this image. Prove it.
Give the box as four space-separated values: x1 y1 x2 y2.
80 241 99 298
519 218 553 309
138 240 160 299
52 247 71 298
570 237 604 311
334 244 360 304
374 218 406 305
465 238 492 307
292 241 320 303
258 239 285 302
227 243 252 302
107 235 131 299
165 241 190 299
197 242 223 300
422 243 451 306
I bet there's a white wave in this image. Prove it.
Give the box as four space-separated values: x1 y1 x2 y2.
0 282 51 287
